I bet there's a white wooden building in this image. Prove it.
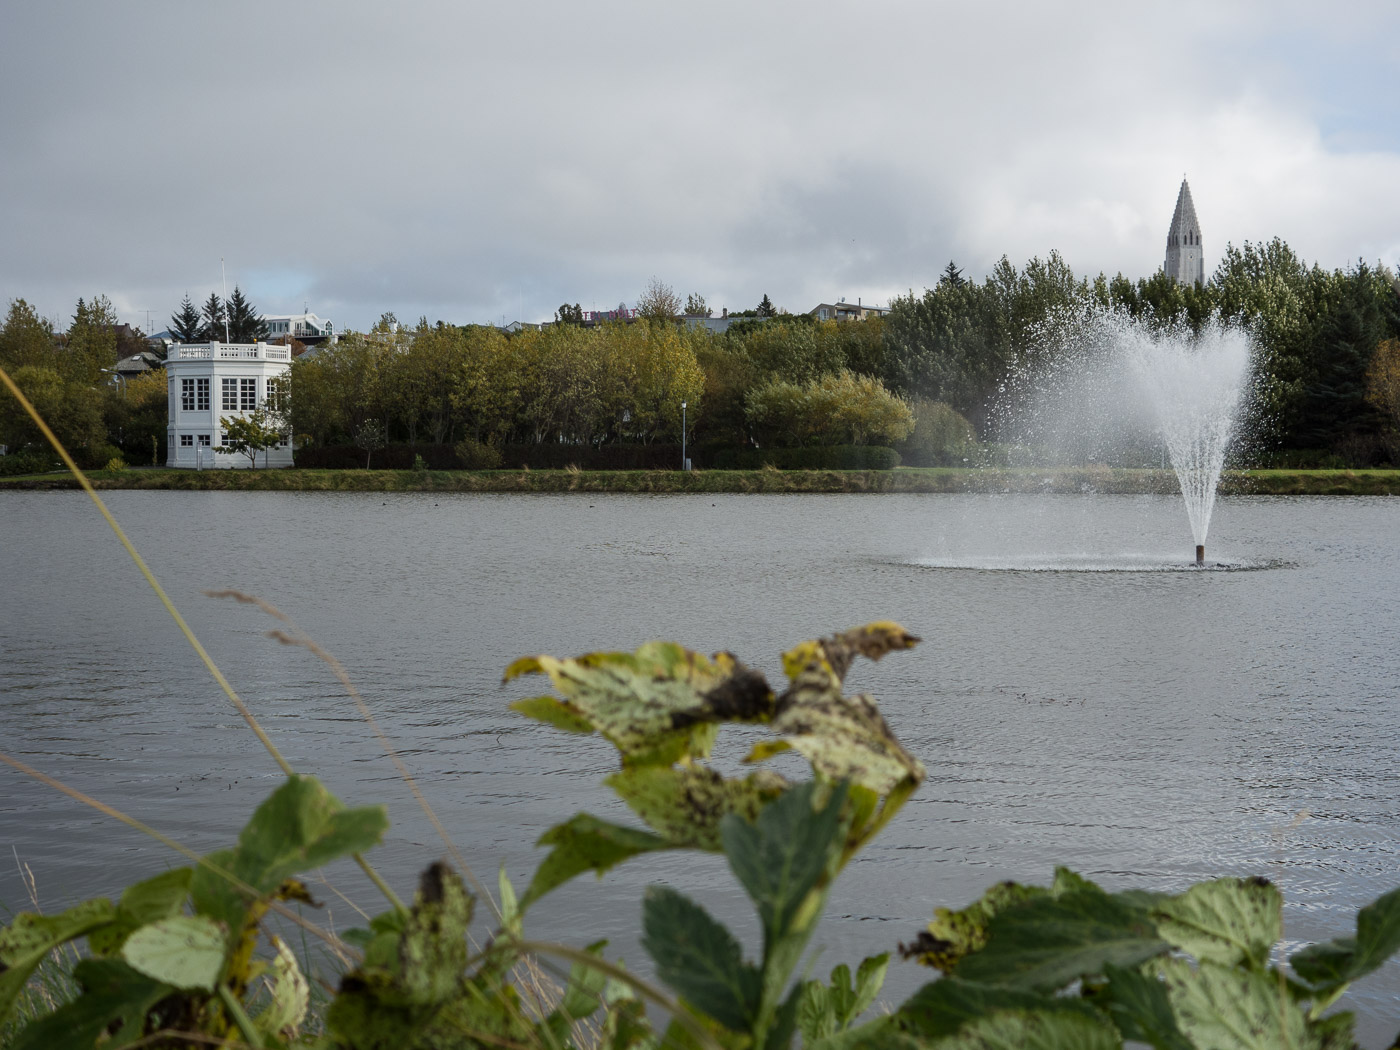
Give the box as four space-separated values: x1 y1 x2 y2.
166 341 294 468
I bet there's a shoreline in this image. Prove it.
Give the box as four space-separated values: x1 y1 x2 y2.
2 466 1399 495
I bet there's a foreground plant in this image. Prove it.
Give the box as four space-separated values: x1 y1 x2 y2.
3 621 1400 1049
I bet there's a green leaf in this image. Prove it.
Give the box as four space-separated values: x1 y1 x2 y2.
11 958 172 1050
902 881 1049 973
506 642 775 766
842 953 889 1027
509 695 596 734
953 884 1169 993
0 897 116 1028
721 780 847 943
1163 957 1319 1050
521 813 674 910
1153 877 1281 969
930 1008 1121 1050
1291 884 1400 994
399 862 473 1006
497 864 522 938
641 885 760 1032
891 977 1098 1041
559 940 609 1022
191 775 388 928
1310 1010 1356 1050
120 915 228 991
254 935 310 1039
1098 962 1193 1050
797 980 836 1045
770 626 924 795
89 868 192 957
607 765 787 851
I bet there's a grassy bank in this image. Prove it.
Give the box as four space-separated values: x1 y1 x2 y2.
5 465 1400 495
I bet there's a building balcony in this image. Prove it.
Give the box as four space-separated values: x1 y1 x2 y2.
172 341 292 362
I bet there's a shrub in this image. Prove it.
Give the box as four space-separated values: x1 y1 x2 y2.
897 399 978 466
103 456 128 472
0 448 60 476
454 436 502 470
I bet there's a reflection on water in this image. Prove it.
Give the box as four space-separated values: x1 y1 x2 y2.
2 491 1399 1042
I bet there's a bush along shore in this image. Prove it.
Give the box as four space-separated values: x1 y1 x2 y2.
4 466 1400 495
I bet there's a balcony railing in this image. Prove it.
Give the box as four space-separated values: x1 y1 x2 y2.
173 342 291 362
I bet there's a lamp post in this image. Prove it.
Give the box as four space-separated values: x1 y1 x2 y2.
681 401 687 471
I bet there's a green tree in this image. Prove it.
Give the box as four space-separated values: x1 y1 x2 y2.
64 295 119 387
199 293 226 341
638 277 682 322
0 299 55 372
554 303 583 326
353 417 387 468
745 369 912 447
225 286 268 343
938 261 965 288
684 292 709 317
756 293 776 318
219 409 283 468
170 295 202 343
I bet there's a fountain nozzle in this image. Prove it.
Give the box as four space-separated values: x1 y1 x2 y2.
1195 544 1205 566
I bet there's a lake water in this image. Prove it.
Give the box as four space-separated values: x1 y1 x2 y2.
2 490 1398 1041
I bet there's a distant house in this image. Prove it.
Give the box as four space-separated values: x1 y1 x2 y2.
682 315 745 335
165 341 293 469
262 312 335 345
114 351 164 379
808 300 891 322
498 320 542 334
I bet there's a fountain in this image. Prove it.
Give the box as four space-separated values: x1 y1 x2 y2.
1117 314 1252 566
976 306 1255 570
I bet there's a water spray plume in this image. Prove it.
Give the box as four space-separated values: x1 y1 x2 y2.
998 306 1254 566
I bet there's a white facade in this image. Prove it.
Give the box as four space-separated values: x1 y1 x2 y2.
166 342 294 468
262 312 334 342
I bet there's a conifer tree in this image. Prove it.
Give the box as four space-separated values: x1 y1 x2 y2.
170 294 202 342
199 293 226 341
225 286 268 343
757 293 776 318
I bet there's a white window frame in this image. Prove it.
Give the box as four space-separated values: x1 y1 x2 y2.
222 378 238 410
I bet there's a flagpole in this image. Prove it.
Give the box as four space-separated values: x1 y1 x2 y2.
221 258 230 342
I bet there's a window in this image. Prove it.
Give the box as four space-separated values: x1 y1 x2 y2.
222 378 238 410
181 378 196 411
168 434 175 447
180 434 193 447
197 434 211 447
240 377 257 410
195 378 209 411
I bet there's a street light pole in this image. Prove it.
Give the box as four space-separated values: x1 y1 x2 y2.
681 401 687 471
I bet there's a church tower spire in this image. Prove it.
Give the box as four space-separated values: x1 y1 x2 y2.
1165 178 1204 286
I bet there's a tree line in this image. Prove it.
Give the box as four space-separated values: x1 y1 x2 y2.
885 244 1400 464
3 243 1398 471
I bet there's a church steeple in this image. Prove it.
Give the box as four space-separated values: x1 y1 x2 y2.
1165 178 1204 286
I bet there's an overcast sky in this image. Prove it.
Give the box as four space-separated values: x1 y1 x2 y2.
3 1 1398 333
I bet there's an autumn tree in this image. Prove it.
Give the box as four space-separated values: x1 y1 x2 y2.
684 293 709 317
638 277 682 322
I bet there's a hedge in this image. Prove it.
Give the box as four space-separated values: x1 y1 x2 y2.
293 443 687 471
708 445 900 470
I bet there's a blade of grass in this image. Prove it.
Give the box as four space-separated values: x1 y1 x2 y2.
0 363 404 914
0 752 359 964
